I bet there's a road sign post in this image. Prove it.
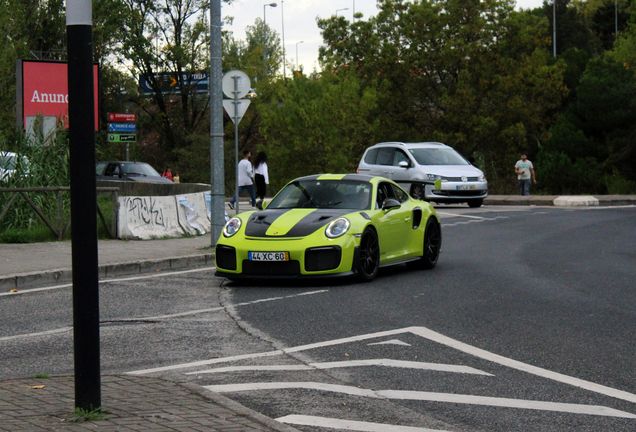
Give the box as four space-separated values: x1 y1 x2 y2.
222 70 251 215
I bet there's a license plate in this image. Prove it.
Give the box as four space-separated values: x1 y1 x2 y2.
249 251 289 261
456 185 475 190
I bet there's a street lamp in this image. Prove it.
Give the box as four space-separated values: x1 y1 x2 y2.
263 2 277 68
296 41 304 71
336 7 349 16
281 1 286 79
353 0 355 21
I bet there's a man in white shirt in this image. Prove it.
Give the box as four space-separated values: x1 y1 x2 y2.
514 153 536 196
228 150 256 209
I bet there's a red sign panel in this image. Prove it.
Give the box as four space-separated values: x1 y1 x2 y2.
20 60 99 130
108 113 136 122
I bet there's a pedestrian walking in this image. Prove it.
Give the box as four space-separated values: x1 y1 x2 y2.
253 151 269 208
514 153 536 196
228 150 256 210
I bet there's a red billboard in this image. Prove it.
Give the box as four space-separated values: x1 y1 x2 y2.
17 60 99 131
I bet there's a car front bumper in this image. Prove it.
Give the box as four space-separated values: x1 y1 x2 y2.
215 232 360 279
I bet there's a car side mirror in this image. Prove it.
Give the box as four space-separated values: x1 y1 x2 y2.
398 161 410 168
467 156 475 164
382 198 401 211
257 200 268 210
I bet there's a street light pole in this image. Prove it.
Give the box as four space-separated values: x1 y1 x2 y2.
296 41 303 71
353 0 355 21
553 0 557 58
281 1 286 79
336 7 349 16
263 2 277 73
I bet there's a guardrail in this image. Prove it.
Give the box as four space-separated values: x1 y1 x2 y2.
0 187 119 240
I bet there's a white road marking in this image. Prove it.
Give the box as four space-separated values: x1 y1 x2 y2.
128 326 636 406
436 212 485 219
1 290 328 342
368 339 411 346
276 415 449 432
0 327 72 342
206 382 636 419
186 359 492 376
0 266 217 297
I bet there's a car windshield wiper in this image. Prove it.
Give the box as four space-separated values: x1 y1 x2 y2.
125 172 147 177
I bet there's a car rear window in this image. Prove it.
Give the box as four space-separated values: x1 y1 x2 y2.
364 148 378 164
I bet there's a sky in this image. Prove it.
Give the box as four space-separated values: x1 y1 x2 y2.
222 0 546 76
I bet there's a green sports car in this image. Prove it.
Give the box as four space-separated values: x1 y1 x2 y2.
215 174 441 281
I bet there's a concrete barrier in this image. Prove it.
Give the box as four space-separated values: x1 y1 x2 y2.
118 195 184 239
553 196 600 207
176 193 210 235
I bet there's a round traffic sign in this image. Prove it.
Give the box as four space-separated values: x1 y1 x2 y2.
222 70 251 99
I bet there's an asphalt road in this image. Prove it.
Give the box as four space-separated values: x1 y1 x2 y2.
2 205 635 431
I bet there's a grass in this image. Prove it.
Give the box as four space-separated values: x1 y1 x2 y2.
70 406 106 422
34 373 50 379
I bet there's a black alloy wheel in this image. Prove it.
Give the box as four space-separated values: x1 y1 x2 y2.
356 228 380 281
410 183 425 201
422 218 441 269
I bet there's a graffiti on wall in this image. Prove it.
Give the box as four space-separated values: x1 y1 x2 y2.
124 197 166 227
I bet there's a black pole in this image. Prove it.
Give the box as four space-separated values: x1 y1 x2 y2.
67 0 101 411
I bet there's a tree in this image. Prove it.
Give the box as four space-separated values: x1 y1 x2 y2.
318 0 567 192
258 70 380 191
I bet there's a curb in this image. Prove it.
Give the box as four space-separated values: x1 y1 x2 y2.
158 372 302 432
0 253 215 292
485 195 636 207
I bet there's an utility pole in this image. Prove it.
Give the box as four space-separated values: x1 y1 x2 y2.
66 0 101 411
210 0 225 246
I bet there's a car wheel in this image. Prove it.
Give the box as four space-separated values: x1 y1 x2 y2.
408 218 441 270
410 183 426 201
468 199 483 208
356 228 380 281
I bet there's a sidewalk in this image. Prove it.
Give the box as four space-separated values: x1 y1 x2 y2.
0 374 300 431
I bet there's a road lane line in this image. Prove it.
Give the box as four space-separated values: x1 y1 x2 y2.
206 382 636 419
1 290 328 342
0 327 73 342
406 326 636 405
127 327 411 374
187 359 492 376
276 415 449 432
436 212 485 219
0 266 217 297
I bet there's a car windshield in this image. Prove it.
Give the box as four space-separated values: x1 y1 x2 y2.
120 163 161 177
268 180 372 210
409 148 469 166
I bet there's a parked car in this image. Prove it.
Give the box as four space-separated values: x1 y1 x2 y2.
0 151 30 183
357 142 487 208
96 161 173 184
215 174 442 282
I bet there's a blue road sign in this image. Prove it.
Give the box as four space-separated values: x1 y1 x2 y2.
108 123 136 132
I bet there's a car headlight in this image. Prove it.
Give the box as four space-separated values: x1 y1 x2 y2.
478 174 487 182
223 217 242 237
427 174 447 182
325 218 350 238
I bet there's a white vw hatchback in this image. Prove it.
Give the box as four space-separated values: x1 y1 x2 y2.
357 142 488 208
